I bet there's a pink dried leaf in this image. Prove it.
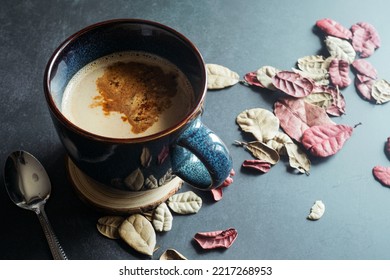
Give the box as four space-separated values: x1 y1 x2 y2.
316 18 352 40
373 166 390 187
323 86 346 116
210 169 235 201
243 71 264 88
194 228 238 249
301 124 354 157
351 22 381 58
274 98 335 142
386 137 390 159
242 159 271 173
272 71 314 98
351 59 378 79
328 59 351 88
355 75 375 101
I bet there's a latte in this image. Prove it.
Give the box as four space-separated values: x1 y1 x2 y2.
61 51 194 138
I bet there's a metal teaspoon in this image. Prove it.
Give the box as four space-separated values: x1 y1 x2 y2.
3 150 68 260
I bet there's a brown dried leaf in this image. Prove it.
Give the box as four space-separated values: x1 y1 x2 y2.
97 216 125 239
194 228 238 249
206 64 239 89
235 140 280 165
285 142 311 174
236 108 280 142
119 214 156 256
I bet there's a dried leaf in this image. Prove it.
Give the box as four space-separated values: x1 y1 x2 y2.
297 55 331 75
304 91 333 109
210 169 235 201
152 203 173 232
316 18 352 40
351 22 380 58
285 142 311 174
301 124 354 157
124 168 144 191
266 131 293 155
328 59 351 88
206 64 239 89
273 98 335 142
235 140 280 165
325 36 356 64
292 68 330 86
272 71 314 98
373 166 390 187
167 191 202 214
386 137 390 160
159 249 187 260
242 159 271 173
371 79 390 104
323 86 346 116
256 66 280 90
97 216 125 239
243 71 264 87
194 228 238 249
236 108 280 142
351 59 378 79
355 75 375 101
307 200 325 220
140 147 152 168
119 214 156 256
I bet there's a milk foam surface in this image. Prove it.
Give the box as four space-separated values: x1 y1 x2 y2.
61 52 194 138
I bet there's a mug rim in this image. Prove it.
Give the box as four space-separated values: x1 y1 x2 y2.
43 18 207 144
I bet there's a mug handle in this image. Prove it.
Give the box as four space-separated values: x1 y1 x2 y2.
171 117 233 190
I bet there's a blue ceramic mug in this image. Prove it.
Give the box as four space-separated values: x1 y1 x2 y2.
44 19 232 191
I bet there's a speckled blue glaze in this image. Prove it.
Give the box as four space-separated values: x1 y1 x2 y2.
171 117 233 190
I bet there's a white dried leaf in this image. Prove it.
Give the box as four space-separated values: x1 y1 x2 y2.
297 55 330 74
256 65 280 90
119 214 156 256
371 79 390 104
96 216 125 239
206 64 239 89
304 91 333 109
307 200 325 220
292 68 330 86
124 168 144 191
167 191 202 214
325 36 356 64
266 131 293 155
152 203 173 232
159 249 187 260
236 108 280 142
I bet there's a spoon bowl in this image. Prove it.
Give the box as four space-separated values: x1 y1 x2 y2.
4 150 67 260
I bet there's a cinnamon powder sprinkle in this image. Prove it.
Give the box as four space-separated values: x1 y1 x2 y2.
93 61 178 134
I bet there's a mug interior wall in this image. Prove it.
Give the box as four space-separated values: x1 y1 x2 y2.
49 21 205 114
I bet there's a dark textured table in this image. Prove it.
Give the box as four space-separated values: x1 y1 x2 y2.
1 0 390 260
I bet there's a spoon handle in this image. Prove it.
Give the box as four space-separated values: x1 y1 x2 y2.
36 205 68 260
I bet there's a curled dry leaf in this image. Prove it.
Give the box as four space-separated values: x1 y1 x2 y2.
159 249 187 260
373 166 390 187
206 63 239 89
243 71 264 88
325 36 356 64
194 228 238 250
272 71 314 98
273 98 335 142
256 65 280 90
316 18 352 40
152 202 173 232
371 79 390 104
266 131 293 155
285 142 311 175
328 59 351 88
301 124 354 157
242 159 271 173
351 59 378 79
167 191 202 214
119 214 156 256
307 200 325 220
97 216 125 239
236 108 280 142
235 140 280 165
351 22 380 58
210 169 235 201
